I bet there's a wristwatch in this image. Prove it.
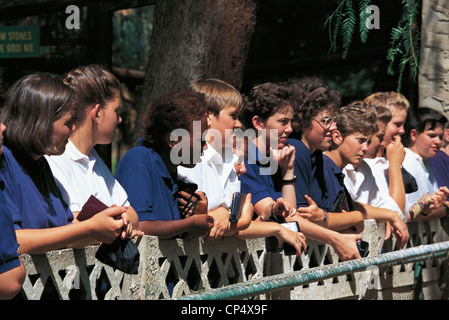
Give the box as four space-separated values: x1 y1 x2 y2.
282 175 296 185
322 210 328 226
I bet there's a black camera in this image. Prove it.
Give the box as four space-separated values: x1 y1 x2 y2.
177 178 198 195
177 178 199 218
265 215 301 255
357 239 369 258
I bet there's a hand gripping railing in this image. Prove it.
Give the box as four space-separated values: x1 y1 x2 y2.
173 241 449 300
17 219 449 300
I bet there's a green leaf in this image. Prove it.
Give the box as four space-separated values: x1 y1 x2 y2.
341 0 356 58
359 0 371 43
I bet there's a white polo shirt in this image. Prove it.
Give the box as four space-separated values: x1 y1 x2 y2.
401 148 438 214
364 157 390 195
46 140 130 213
177 143 240 211
344 160 405 221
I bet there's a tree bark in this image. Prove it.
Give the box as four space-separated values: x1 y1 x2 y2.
135 0 256 141
419 0 449 118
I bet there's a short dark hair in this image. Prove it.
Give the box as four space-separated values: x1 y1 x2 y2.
402 107 448 147
288 77 341 138
241 82 293 130
333 101 379 140
1 73 74 155
140 91 207 149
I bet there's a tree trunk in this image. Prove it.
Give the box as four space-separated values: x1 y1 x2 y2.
134 0 256 141
419 0 449 118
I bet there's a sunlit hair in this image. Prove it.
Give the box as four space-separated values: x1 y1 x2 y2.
63 64 120 126
287 76 341 139
140 91 207 150
372 105 391 125
363 91 409 116
333 101 379 140
241 81 293 130
402 107 447 147
0 73 74 156
189 78 243 115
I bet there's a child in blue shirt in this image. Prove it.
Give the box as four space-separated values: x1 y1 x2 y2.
177 79 306 254
325 102 409 248
429 121 449 201
240 81 363 261
0 120 25 300
287 77 342 214
0 74 131 255
239 82 297 218
115 91 214 239
0 186 25 300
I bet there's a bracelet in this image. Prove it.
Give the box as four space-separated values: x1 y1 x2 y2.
282 175 296 185
322 210 328 226
270 201 276 216
260 201 276 221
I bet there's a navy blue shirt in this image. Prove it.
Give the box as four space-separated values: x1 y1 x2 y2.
0 145 73 230
429 150 449 200
0 184 20 274
323 154 354 212
288 138 329 209
239 143 283 204
115 142 180 222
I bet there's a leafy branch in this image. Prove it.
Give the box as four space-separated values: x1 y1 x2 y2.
325 0 421 92
325 0 371 58
386 0 420 92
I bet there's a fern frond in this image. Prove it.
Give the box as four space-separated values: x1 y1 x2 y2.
341 0 356 58
359 0 371 43
324 0 421 92
325 0 347 53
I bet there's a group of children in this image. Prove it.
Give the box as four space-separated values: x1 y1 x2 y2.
1 65 449 299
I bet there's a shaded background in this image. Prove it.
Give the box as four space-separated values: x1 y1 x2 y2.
0 0 411 171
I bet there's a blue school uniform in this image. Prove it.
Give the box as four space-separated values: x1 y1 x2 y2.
287 138 329 209
429 150 449 200
322 154 354 212
239 143 283 204
0 145 73 230
0 186 20 274
115 141 180 222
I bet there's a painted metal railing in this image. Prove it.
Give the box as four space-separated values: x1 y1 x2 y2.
174 241 449 300
17 218 449 300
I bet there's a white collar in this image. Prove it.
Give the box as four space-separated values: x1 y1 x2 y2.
66 139 96 166
405 147 425 167
202 143 237 165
